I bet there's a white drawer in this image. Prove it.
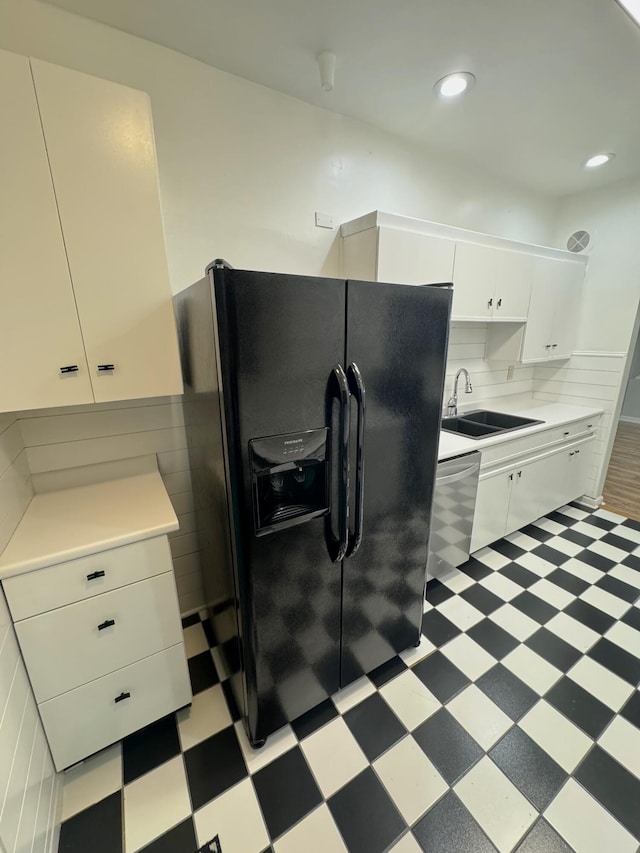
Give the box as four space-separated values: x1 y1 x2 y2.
40 643 191 771
16 572 183 702
3 536 173 620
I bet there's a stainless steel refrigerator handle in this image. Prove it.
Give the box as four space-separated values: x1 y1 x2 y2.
327 364 350 563
436 462 480 486
346 362 366 558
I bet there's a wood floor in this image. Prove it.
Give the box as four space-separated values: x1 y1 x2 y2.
602 420 640 522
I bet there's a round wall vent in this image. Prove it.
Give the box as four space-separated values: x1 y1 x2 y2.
567 230 591 253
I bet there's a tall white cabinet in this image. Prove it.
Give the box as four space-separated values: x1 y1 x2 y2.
0 49 183 413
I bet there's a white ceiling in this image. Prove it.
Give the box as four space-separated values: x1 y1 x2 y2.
43 0 640 197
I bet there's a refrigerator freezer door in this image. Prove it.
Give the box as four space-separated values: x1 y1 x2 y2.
341 280 451 685
214 269 347 744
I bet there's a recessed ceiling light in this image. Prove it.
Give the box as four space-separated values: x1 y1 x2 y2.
584 153 616 169
616 0 640 27
434 72 476 99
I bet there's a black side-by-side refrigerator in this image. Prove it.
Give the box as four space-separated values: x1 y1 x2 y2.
174 265 451 747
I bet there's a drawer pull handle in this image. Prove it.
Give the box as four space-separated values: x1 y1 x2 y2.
97 364 115 372
114 692 130 704
98 619 115 631
588 423 593 428
59 365 79 374
563 431 570 436
87 570 105 581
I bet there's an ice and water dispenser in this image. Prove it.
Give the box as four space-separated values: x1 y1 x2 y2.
249 428 329 535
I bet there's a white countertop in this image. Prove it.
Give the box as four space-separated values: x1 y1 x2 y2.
437 395 604 462
0 471 179 579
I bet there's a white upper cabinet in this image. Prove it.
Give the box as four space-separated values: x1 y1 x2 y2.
376 227 455 285
0 49 93 412
452 242 533 322
30 59 183 403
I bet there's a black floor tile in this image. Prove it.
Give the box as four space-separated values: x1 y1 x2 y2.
292 698 338 740
575 746 640 839
489 728 566 810
515 819 572 852
583 514 617 532
545 677 614 739
58 793 122 853
344 693 406 761
600 531 638 554
184 726 247 810
253 747 322 840
525 628 582 672
221 679 241 722
458 557 492 582
521 524 554 543
140 818 197 853
622 517 640 531
622 553 640 572
500 562 539 589
181 613 200 628
558 528 595 548
564 598 616 634
546 568 589 596
122 714 181 785
201 617 217 648
531 544 570 567
596 574 639 603
328 767 406 853
490 539 527 560
412 650 470 703
467 619 520 660
511 591 558 625
547 510 577 528
476 664 539 721
460 584 504 615
368 655 408 689
588 637 640 685
575 549 615 572
188 650 220 694
413 710 483 784
426 579 456 606
620 690 640 728
622 606 640 631
421 610 462 647
412 791 496 853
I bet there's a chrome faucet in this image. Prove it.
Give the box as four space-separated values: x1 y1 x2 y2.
446 368 473 416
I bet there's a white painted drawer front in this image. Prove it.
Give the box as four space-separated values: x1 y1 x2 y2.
40 643 191 770
16 572 182 702
3 536 173 620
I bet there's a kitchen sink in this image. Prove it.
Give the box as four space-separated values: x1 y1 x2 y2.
442 410 544 439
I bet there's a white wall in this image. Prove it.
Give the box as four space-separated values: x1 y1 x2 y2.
0 416 33 556
1 0 557 295
621 332 640 422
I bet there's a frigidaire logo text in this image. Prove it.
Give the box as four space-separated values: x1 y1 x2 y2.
284 439 303 445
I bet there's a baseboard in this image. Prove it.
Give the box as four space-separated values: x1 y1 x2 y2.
619 416 640 424
577 494 603 510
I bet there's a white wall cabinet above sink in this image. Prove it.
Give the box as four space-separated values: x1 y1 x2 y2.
0 49 183 414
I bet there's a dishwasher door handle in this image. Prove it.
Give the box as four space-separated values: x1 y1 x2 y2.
437 463 480 486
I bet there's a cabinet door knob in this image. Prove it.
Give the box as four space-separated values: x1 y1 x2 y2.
97 364 116 372
575 450 580 454
488 298 493 308
517 470 522 478
98 619 116 631
551 343 558 348
569 451 575 457
114 692 130 704
59 365 79 374
497 298 502 308
87 570 106 581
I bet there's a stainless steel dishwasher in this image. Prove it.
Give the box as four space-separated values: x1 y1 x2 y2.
427 451 481 581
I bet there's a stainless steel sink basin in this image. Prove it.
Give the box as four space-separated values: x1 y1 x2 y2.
441 410 544 439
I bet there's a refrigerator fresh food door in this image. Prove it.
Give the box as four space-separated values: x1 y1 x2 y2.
341 280 451 685
214 268 347 745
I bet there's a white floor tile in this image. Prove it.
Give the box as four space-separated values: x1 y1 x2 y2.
558 505 589 521
194 778 269 853
332 675 377 714
234 720 297 774
529 578 574 610
615 525 640 545
454 756 536 853
609 563 640 589
447 685 511 750
544 779 637 853
545 612 599 653
388 832 422 853
504 531 541 551
436 595 484 630
399 636 436 668
489 603 539 641
502 645 562 695
379 669 440 731
546 536 582 557
479 572 522 601
589 539 630 564
561 557 604 585
515 552 556 577
62 743 122 821
211 646 226 679
580 585 629 618
532 518 566 535
182 623 209 659
571 520 607 540
177 684 232 751
473 548 512 570
300 717 368 797
440 570 475 594
274 804 347 853
595 508 627 523
440 633 497 681
124 756 191 853
519 700 592 773
568 656 634 711
605 620 640 658
598 715 640 778
373 735 447 824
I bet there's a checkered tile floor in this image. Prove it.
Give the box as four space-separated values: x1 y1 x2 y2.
58 503 640 853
